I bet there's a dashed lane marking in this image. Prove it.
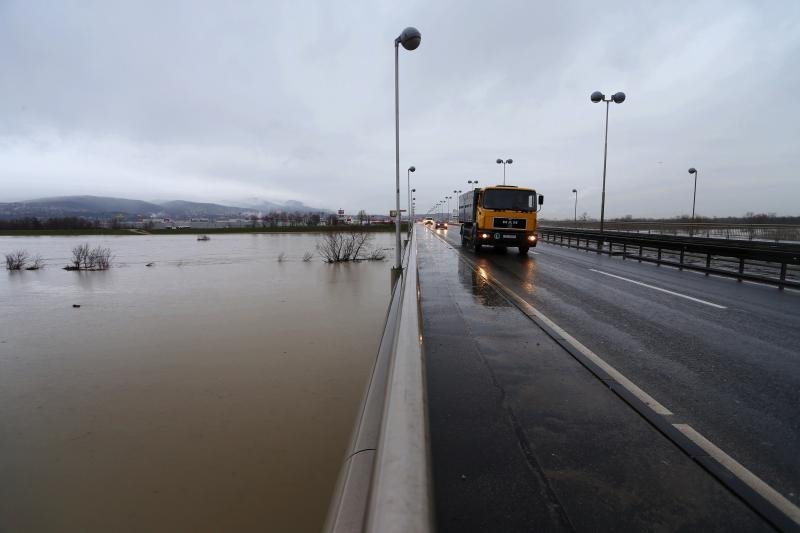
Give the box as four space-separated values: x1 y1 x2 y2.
589 268 728 309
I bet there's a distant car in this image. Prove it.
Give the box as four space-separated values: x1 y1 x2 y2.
423 217 434 225
435 221 448 230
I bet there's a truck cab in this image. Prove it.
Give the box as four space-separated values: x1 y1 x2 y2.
458 185 544 255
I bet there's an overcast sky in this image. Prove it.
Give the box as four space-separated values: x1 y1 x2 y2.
1 0 798 218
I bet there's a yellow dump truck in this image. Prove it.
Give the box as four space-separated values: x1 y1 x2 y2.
458 185 544 254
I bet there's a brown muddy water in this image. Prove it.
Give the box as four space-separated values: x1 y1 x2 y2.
0 233 394 532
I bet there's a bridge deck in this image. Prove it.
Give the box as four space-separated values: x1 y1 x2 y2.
418 229 773 532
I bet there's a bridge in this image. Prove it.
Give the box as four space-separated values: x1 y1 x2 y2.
325 224 800 532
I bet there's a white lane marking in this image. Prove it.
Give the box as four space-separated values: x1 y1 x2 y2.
430 232 800 524
589 268 727 309
673 423 800 526
457 251 674 416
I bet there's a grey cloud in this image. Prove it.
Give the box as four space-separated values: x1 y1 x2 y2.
0 0 798 217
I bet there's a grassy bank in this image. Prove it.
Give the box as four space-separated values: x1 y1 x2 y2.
0 224 408 237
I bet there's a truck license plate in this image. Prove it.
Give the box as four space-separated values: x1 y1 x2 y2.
503 234 516 239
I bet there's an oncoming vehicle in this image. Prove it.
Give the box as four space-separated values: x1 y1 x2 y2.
435 220 448 230
458 185 544 255
423 217 434 226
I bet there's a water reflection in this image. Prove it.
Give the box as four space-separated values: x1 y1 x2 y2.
457 257 510 308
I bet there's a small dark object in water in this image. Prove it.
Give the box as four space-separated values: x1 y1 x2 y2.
145 262 154 267
72 304 81 308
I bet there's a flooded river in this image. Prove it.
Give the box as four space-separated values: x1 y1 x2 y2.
0 233 393 532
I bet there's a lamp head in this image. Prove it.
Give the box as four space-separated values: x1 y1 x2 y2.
408 166 415 172
612 92 626 104
572 189 577 193
496 158 503 164
506 158 513 164
397 27 421 50
689 167 697 174
590 91 604 103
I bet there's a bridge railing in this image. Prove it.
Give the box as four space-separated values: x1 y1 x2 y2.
323 227 433 533
538 227 800 289
540 221 800 243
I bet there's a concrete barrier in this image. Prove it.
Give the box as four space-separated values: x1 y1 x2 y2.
324 227 433 533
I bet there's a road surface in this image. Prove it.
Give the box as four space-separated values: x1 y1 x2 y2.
418 224 800 532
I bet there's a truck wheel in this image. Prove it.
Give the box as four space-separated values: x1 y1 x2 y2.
518 246 529 255
472 230 482 253
460 228 466 246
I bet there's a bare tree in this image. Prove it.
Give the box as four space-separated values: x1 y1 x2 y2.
302 251 313 262
71 243 90 269
67 243 112 270
27 254 45 270
90 246 113 270
316 230 373 262
5 250 29 270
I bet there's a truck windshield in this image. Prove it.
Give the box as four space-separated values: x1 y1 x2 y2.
483 189 535 212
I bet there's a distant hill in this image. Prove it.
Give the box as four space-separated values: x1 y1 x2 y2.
0 195 330 220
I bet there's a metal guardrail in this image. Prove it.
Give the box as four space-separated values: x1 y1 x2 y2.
324 228 433 533
538 227 800 289
541 221 800 243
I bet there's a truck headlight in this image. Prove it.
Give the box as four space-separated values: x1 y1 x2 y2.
480 233 489 239
527 235 537 242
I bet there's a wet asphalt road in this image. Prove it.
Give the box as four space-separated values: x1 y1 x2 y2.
418 224 800 532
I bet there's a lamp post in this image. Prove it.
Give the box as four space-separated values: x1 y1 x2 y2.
411 188 416 224
407 166 415 231
590 90 625 234
572 188 578 223
468 179 479 188
394 26 421 270
688 168 698 222
496 158 513 185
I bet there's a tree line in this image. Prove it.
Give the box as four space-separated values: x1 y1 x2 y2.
0 217 101 230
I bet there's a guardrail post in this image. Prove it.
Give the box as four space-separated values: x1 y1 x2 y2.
622 243 626 259
739 258 745 275
679 247 685 270
779 263 787 289
706 253 711 274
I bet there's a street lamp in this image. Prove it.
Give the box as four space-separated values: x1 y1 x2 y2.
572 189 578 222
688 167 698 222
496 158 513 185
394 26 422 270
590 90 625 233
407 166 415 231
411 188 416 224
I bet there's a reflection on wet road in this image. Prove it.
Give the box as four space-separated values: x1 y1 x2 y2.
418 227 773 531
431 224 800 514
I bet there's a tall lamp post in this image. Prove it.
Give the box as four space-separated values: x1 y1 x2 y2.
411 188 416 225
407 166 415 230
468 179 479 187
590 90 625 233
688 168 698 222
394 26 421 270
496 158 513 185
572 189 578 222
